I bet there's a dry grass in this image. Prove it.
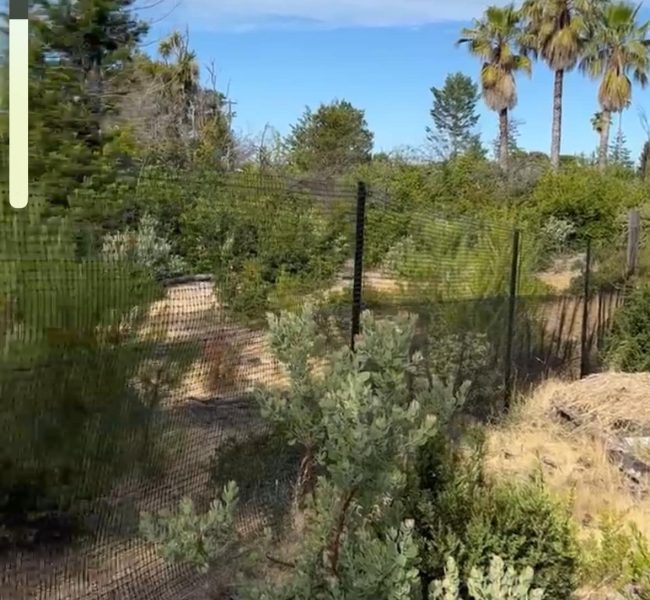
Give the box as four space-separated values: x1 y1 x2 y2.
537 255 583 293
484 376 650 540
538 269 576 293
549 373 650 436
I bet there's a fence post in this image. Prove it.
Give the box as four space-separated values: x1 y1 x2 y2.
504 228 520 409
626 209 641 279
350 181 367 351
580 238 592 378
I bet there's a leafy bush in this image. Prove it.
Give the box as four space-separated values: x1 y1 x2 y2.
178 181 351 321
137 305 583 599
249 307 464 598
0 213 195 523
430 555 544 600
102 212 187 279
529 167 643 243
580 512 650 596
143 307 459 598
410 434 580 600
140 481 240 574
605 283 650 372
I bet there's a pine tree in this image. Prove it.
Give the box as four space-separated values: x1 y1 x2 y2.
286 100 374 175
639 140 650 179
608 114 634 170
426 72 483 160
29 0 148 207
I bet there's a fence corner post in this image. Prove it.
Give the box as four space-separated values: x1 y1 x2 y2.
350 181 367 351
504 228 521 409
580 237 592 378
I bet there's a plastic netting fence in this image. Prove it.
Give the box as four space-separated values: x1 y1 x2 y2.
0 173 633 599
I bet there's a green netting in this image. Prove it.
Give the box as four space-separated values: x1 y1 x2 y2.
0 174 631 599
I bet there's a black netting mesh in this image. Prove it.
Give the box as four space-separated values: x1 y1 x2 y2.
0 173 633 599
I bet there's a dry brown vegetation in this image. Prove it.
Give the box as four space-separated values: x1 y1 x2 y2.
484 374 650 540
537 256 583 293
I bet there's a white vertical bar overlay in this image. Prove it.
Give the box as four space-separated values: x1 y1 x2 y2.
9 17 28 208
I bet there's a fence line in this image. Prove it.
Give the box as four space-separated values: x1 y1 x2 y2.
0 174 639 598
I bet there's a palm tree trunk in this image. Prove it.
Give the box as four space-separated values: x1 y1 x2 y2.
499 108 509 171
598 110 611 172
550 69 564 170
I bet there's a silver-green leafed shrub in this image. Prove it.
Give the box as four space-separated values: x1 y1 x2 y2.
138 307 468 598
430 556 544 600
139 481 239 574
102 212 187 279
247 307 466 599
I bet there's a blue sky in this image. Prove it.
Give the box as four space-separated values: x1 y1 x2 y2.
142 0 650 160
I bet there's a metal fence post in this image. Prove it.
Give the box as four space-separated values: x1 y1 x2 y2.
580 238 592 378
626 209 641 279
504 228 520 409
350 181 367 351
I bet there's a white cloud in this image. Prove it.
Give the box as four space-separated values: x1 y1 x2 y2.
151 0 504 32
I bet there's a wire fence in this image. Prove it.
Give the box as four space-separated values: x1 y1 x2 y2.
0 173 638 599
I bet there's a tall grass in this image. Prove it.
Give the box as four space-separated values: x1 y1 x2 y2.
379 213 544 302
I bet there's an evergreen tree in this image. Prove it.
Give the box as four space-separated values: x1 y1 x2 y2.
639 140 650 179
426 72 483 159
608 114 634 170
286 100 374 175
29 0 148 206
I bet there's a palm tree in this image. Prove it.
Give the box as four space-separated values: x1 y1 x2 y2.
158 30 200 135
580 2 650 171
521 0 602 170
159 31 199 96
458 5 532 171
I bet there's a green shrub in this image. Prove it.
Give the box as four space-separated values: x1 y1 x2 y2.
179 180 351 321
430 555 544 600
529 167 643 243
140 481 241 574
145 307 459 598
410 434 580 600
137 305 582 599
605 283 650 372
249 307 463 599
579 512 650 596
0 213 195 521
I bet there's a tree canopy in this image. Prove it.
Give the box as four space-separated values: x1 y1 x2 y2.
427 72 483 160
286 99 374 175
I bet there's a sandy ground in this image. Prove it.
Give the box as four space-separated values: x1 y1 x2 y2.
0 282 289 600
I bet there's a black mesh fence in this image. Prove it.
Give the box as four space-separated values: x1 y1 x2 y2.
0 173 637 598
